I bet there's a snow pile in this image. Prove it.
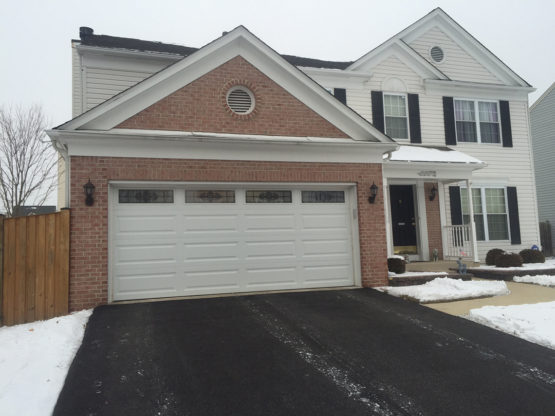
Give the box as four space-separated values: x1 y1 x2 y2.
377 277 509 303
514 274 555 287
477 258 555 271
388 271 447 278
388 145 484 164
467 302 555 350
0 310 92 416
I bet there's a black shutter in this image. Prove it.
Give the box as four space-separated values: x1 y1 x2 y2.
449 186 463 225
500 101 513 148
443 96 456 146
371 91 385 133
507 186 521 244
333 88 346 105
408 93 421 144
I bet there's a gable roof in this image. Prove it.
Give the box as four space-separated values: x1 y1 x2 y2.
77 29 353 70
348 8 531 87
58 26 391 143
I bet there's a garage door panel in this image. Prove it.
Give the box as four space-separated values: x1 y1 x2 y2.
183 269 241 292
116 215 177 234
301 213 350 230
184 242 240 261
245 267 298 288
116 243 177 264
115 272 178 300
301 264 353 284
245 240 297 260
302 239 351 256
244 214 296 231
184 214 239 232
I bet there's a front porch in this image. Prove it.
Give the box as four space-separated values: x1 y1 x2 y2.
383 145 486 263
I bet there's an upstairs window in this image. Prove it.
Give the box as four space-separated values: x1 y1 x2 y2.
454 99 501 144
383 94 409 140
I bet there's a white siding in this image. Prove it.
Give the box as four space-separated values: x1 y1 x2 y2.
71 43 83 117
530 86 555 239
408 26 502 85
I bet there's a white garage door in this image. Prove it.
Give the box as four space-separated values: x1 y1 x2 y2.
110 185 358 301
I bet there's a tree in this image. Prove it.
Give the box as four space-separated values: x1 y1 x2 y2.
0 105 57 217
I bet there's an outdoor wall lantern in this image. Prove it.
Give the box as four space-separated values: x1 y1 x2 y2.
429 185 437 201
84 179 95 206
368 182 379 204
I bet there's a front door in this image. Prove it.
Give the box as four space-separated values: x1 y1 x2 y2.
389 185 417 255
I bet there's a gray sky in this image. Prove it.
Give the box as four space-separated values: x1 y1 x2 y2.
1 0 554 127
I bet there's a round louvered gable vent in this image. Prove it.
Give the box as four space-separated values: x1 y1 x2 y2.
226 87 255 114
430 46 444 63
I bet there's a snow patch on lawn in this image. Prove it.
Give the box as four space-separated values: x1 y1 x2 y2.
477 258 555 271
0 310 92 416
467 302 555 350
513 274 555 287
376 277 509 303
389 271 447 278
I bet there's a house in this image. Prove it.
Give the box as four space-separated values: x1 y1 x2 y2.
530 82 555 254
47 8 540 311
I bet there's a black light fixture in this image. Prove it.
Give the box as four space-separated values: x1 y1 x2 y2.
83 179 95 206
429 185 437 201
368 182 379 204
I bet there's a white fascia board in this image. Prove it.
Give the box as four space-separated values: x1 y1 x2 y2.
383 160 484 181
77 44 184 61
298 67 372 89
47 129 397 164
79 47 178 73
400 11 531 87
59 27 392 144
425 79 535 101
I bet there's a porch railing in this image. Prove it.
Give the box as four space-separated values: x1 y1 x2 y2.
443 225 474 259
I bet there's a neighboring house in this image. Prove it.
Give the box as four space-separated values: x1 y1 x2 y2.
47 8 540 310
12 205 57 217
530 82 555 253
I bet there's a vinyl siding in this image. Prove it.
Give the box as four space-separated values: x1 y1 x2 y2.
530 86 555 239
71 44 83 117
408 26 502 85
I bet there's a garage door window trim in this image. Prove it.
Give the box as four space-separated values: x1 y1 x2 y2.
185 190 236 203
118 189 174 203
246 190 292 203
301 191 345 203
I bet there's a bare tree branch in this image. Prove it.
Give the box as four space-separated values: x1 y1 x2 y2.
0 105 57 217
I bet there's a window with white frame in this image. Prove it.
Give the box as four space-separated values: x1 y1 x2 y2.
454 99 501 144
383 93 409 140
461 187 509 241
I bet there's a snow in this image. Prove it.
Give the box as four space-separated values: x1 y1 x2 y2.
389 255 406 260
388 271 447 277
467 302 555 350
513 274 555 287
476 258 555 271
376 277 509 302
0 310 92 416
387 145 484 164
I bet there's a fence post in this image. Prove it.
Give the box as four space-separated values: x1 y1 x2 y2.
0 214 4 326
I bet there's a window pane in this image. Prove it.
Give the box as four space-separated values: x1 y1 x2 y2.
454 100 475 122
487 214 509 240
246 190 292 203
186 190 235 203
478 102 498 123
456 121 477 142
480 122 500 143
461 188 482 215
384 95 406 117
463 214 485 241
119 189 174 203
302 191 345 203
385 116 408 139
485 188 506 214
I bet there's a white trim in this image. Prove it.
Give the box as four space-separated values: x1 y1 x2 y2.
383 92 410 141
425 79 534 101
453 98 502 145
438 181 448 258
416 181 430 260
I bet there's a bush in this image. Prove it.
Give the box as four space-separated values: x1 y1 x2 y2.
387 257 406 274
485 248 505 266
495 253 523 268
519 249 545 264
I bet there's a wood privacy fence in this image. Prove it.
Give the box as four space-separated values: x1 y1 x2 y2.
0 210 70 326
540 221 553 257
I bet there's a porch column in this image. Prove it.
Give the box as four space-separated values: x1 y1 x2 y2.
466 179 480 262
383 176 392 257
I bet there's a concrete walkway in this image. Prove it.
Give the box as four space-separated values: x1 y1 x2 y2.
426 280 555 315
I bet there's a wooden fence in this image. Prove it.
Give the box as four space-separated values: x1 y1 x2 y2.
540 221 553 257
1 209 70 326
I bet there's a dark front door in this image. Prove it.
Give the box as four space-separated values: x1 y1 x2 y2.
389 185 417 254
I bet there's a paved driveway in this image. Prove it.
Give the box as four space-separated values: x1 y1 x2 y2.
54 289 555 415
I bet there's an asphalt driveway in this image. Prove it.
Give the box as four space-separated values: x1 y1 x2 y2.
54 289 555 415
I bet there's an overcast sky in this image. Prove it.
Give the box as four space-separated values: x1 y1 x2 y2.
1 0 554 127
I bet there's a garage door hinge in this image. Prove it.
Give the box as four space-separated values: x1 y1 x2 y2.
353 208 357 220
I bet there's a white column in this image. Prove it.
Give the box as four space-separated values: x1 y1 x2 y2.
438 181 448 259
466 179 480 262
416 181 430 261
383 176 393 257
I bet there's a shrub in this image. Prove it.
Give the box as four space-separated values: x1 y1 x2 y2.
387 257 406 274
495 252 523 268
485 248 505 266
519 249 545 264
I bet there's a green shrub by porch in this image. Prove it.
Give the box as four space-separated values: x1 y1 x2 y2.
388 257 406 274
486 248 505 266
495 253 523 268
519 249 545 264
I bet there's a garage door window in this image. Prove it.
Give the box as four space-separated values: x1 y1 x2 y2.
246 190 292 203
302 191 345 203
186 190 235 203
118 189 174 203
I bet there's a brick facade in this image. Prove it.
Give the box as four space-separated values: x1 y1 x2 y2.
69 156 388 310
117 56 349 139
424 182 443 260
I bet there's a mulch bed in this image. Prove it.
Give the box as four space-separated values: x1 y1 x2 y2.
467 267 555 281
389 273 471 287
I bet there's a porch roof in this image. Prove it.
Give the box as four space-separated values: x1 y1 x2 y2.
383 145 486 181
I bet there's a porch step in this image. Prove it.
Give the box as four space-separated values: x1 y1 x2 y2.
406 260 479 273
389 273 472 287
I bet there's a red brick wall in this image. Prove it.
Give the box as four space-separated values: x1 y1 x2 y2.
69 156 388 310
116 56 349 139
425 182 443 260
